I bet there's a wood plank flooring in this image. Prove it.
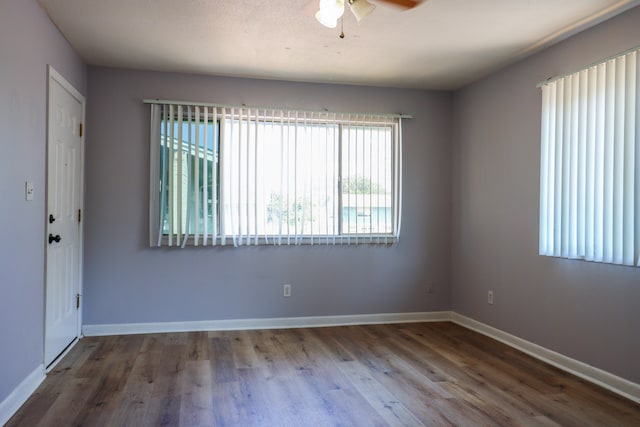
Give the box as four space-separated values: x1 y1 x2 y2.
7 322 640 426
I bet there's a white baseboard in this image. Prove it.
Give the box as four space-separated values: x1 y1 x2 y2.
0 364 45 426
82 311 452 337
451 312 640 404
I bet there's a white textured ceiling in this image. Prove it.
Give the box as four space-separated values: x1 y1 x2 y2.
37 0 639 90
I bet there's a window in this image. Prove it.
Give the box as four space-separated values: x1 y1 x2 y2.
539 47 640 266
149 103 403 247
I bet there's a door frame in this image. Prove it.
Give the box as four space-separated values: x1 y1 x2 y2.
44 65 86 371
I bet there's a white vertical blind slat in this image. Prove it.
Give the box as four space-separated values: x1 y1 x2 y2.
331 113 342 245
367 117 373 243
244 108 250 245
603 60 616 263
553 80 563 256
278 111 284 246
577 71 587 256
585 69 597 260
547 83 557 255
355 115 361 245
593 64 605 261
396 118 403 241
155 104 167 247
181 107 193 249
561 77 571 258
212 107 218 246
376 121 381 244
339 117 344 245
613 56 626 264
220 108 228 246
245 108 251 245
231 107 239 247
569 75 579 257
324 112 330 244
168 105 175 246
177 106 183 244
294 112 299 244
539 86 550 254
635 52 640 267
237 107 244 247
254 109 259 246
285 111 291 245
309 112 314 245
193 106 201 246
345 116 351 245
623 53 636 265
202 107 209 245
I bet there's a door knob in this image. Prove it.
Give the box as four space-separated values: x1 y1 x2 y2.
49 214 56 224
48 234 61 244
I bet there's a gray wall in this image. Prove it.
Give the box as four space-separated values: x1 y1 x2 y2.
0 0 86 404
451 6 640 383
83 69 452 325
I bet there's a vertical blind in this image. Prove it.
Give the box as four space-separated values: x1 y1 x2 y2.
539 47 640 266
149 103 403 247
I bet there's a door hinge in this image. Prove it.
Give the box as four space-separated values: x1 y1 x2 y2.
79 123 83 138
78 209 82 223
76 294 80 309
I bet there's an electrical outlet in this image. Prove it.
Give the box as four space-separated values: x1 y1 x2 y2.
25 181 34 201
283 284 291 297
488 290 494 305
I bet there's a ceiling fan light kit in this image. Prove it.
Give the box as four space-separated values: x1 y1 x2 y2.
349 0 376 23
315 0 345 28
316 0 421 29
315 0 377 28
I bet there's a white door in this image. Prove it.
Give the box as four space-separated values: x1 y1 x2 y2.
45 66 85 368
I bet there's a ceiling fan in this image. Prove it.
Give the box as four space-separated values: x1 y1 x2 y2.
315 0 422 29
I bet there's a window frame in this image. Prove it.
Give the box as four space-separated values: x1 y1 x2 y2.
149 103 404 247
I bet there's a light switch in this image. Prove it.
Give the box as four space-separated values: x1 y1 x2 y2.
25 181 34 201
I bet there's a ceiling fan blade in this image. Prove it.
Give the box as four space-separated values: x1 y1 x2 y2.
377 0 423 9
